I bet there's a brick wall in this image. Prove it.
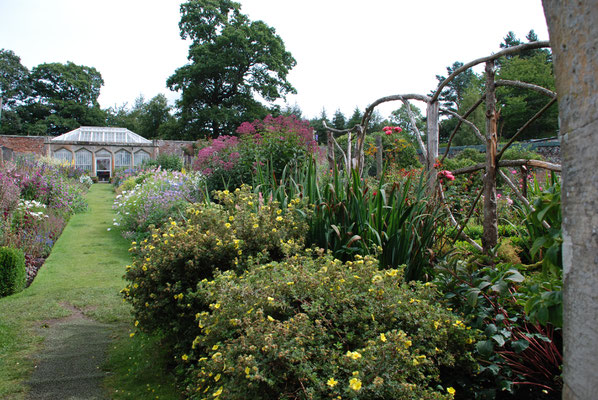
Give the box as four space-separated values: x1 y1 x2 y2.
156 139 195 166
0 135 48 156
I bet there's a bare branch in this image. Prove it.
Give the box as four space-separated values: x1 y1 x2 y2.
438 183 483 251
431 41 550 103
495 79 557 98
452 159 562 176
496 97 558 161
322 120 358 135
401 99 427 161
361 94 431 129
439 96 485 163
440 108 485 143
498 169 550 229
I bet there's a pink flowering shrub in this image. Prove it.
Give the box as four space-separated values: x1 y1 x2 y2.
192 115 318 191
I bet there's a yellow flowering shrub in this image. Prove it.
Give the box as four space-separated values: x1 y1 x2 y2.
122 185 308 354
182 253 479 399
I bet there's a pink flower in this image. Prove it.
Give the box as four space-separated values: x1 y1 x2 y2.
438 170 455 181
497 194 502 199
507 198 513 205
393 126 402 133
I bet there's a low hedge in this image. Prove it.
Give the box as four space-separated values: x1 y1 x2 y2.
0 246 26 297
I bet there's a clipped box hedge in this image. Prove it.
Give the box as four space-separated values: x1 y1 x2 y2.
0 246 26 297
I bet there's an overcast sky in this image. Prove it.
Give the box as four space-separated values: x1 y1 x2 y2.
0 0 550 120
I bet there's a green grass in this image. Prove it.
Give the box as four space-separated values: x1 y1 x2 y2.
0 184 180 399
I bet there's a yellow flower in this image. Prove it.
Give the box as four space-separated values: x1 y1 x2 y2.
385 269 398 277
380 333 387 342
276 216 283 221
214 373 221 382
213 386 223 397
404 340 412 348
245 367 250 375
434 321 441 330
327 377 338 388
267 315 275 322
229 216 234 221
349 377 362 391
212 344 219 351
225 223 231 229
129 332 135 338
253 223 259 228
447 387 456 395
346 351 362 360
181 354 189 361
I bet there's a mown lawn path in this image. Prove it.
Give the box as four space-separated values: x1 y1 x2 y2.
1 184 132 399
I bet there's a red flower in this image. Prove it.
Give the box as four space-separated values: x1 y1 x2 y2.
393 126 402 133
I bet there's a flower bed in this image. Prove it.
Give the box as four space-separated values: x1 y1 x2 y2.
0 157 90 288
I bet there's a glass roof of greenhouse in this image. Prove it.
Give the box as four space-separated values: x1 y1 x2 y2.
51 126 152 144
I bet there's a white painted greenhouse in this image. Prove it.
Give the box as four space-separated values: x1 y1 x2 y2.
49 126 157 181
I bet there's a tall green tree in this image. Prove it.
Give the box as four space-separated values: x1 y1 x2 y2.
167 0 296 138
106 94 176 139
332 109 346 130
435 61 477 110
345 107 362 129
390 103 425 137
23 62 105 135
496 30 557 140
0 49 31 134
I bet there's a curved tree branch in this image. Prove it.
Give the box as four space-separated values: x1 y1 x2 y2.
431 41 550 103
495 79 557 98
361 94 431 129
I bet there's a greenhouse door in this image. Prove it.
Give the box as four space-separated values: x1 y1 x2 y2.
96 156 111 182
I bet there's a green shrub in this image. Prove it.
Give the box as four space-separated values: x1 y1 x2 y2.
184 253 478 399
0 246 26 297
142 153 184 171
122 185 308 353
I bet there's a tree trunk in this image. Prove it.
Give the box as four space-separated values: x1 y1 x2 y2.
542 1 598 399
482 61 498 253
426 101 439 191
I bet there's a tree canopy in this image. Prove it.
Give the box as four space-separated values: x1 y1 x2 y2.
0 52 106 136
167 0 296 139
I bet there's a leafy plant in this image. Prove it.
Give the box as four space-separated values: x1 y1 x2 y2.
184 253 478 400
122 185 308 355
0 246 26 297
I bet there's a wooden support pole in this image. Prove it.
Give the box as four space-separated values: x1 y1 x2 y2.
426 101 439 191
482 61 498 253
326 131 335 171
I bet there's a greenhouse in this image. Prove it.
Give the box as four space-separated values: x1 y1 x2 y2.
49 126 157 181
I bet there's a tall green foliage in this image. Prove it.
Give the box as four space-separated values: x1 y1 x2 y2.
254 161 442 281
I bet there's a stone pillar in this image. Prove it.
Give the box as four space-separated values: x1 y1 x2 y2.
542 1 598 399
